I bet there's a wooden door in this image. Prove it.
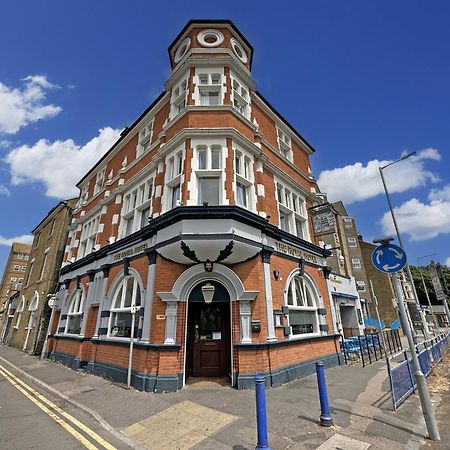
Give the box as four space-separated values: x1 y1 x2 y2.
187 302 230 378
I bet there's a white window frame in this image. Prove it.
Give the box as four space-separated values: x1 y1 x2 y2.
78 184 89 207
231 74 250 119
13 264 20 271
10 277 17 283
285 272 320 338
343 217 353 228
352 258 362 269
65 289 84 335
276 126 293 161
119 175 154 239
17 253 24 260
275 180 309 241
38 248 49 281
170 76 188 119
195 69 224 107
21 266 26 272
164 148 184 211
356 281 366 292
94 168 106 195
193 144 224 206
26 293 39 330
347 237 357 248
136 119 154 157
77 215 100 260
25 259 35 287
14 297 25 328
234 147 255 211
48 218 56 237
108 277 142 339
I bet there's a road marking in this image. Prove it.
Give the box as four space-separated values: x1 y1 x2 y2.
0 364 117 450
0 366 99 449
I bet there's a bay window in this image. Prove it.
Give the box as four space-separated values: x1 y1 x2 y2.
286 273 320 336
170 77 188 119
108 277 142 339
234 149 254 209
165 150 183 210
120 176 154 238
195 145 223 206
196 72 222 106
78 215 100 259
276 182 308 240
276 126 293 161
137 119 154 157
94 168 106 195
231 77 250 118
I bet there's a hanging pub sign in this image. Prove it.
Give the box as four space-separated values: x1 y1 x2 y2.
311 204 336 236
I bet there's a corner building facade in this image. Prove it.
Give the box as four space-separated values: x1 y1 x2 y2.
48 20 339 392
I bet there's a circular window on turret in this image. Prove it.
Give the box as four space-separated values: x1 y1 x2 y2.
197 29 224 48
174 37 191 63
230 37 248 64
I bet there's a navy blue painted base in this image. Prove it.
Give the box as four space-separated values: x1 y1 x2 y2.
234 353 341 390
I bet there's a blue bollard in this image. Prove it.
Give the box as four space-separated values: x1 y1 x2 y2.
315 361 333 427
255 375 271 450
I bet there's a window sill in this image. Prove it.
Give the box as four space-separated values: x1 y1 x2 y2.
13 326 19 330
288 332 322 341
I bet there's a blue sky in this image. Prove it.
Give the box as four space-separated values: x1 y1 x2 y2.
1 0 450 274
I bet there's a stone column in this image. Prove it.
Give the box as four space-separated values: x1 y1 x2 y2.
164 301 178 345
239 300 252 343
261 248 277 342
141 248 157 342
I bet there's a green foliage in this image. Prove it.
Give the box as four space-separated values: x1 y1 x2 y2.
409 264 450 305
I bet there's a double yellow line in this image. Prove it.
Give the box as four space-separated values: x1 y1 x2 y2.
0 364 117 450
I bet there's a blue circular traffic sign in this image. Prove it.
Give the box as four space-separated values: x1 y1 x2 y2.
371 243 407 273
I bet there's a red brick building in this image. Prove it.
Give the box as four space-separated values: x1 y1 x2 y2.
47 20 339 391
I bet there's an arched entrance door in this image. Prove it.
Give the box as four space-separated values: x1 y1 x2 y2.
186 281 231 378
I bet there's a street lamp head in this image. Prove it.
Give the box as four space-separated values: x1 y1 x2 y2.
401 151 417 160
373 236 394 245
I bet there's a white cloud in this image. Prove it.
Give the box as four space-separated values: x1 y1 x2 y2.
445 257 450 267
6 127 121 198
317 148 440 204
0 75 61 135
0 185 10 196
0 234 33 247
381 185 450 241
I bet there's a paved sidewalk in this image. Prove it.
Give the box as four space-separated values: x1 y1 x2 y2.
0 344 447 449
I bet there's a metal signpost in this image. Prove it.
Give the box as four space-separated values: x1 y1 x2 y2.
371 241 440 441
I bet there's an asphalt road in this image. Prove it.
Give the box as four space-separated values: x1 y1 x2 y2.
0 363 132 450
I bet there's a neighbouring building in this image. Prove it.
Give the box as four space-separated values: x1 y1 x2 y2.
0 242 31 340
359 239 398 326
5 200 76 354
46 20 340 392
314 201 366 337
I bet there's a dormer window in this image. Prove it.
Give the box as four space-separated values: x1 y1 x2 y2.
231 77 250 118
196 72 223 107
94 168 105 195
137 119 154 157
276 126 293 161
